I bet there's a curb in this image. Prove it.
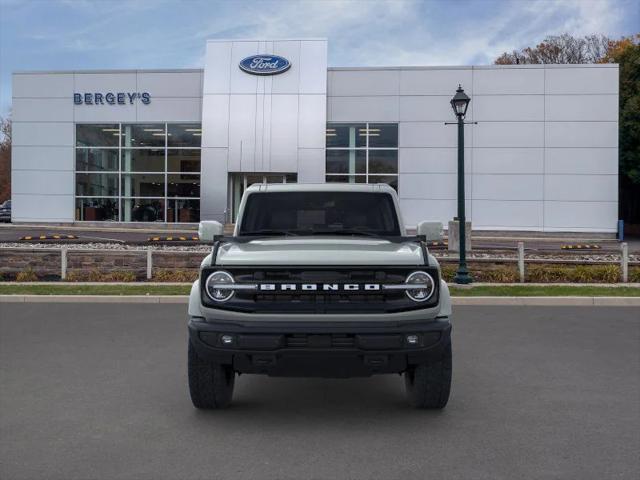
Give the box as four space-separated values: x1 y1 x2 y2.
451 296 640 306
1 295 640 306
0 295 187 304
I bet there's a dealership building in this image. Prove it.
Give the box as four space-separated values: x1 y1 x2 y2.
11 39 619 231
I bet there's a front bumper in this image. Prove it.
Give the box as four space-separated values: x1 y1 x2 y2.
188 316 451 378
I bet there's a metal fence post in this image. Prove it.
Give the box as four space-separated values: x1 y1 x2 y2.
517 242 525 283
621 242 628 283
147 247 153 280
61 246 67 280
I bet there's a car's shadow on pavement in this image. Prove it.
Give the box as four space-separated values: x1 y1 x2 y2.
186 375 450 427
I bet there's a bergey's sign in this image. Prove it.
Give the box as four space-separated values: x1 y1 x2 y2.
74 92 151 105
239 55 291 75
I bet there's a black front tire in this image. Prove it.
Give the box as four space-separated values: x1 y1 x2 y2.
404 342 452 409
188 340 235 409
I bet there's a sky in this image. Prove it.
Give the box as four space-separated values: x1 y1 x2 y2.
0 0 638 116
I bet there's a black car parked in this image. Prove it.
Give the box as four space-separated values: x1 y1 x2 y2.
0 200 11 222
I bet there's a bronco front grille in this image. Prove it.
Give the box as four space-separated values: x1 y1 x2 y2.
201 266 439 313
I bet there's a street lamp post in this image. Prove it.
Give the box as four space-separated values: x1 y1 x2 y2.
450 85 472 284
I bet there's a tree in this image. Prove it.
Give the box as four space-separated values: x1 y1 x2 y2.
495 33 640 227
0 116 10 203
601 35 640 226
495 34 610 65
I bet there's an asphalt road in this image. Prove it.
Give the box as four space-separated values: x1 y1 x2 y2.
1 304 638 480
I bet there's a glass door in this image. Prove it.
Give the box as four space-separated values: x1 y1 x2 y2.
228 173 297 223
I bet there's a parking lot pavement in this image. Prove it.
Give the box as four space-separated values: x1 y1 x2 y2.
1 304 638 480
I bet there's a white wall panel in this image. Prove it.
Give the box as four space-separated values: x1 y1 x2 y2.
474 122 544 148
473 67 544 95
473 148 543 174
137 72 202 97
473 95 544 121
74 73 136 92
298 95 326 149
271 41 301 94
545 148 617 175
400 122 471 148
298 149 325 182
329 96 398 122
473 174 543 201
399 199 469 227
12 122 74 146
545 66 618 95
136 97 201 122
545 95 618 121
544 201 617 231
11 194 74 222
13 73 74 98
399 147 471 174
12 170 74 195
399 96 456 122
200 148 228 222
473 200 543 229
228 94 257 172
269 95 299 172
399 69 472 96
399 173 472 200
545 122 617 148
299 41 328 94
203 42 232 94
13 98 73 122
12 146 73 171
201 95 229 148
229 41 260 94
329 70 399 96
545 175 617 202
74 104 136 122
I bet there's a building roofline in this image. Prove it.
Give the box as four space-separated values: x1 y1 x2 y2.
13 68 204 75
328 63 618 71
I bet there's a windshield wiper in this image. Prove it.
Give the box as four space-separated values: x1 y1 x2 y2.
240 229 299 237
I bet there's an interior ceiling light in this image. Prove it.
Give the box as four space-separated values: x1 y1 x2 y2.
185 129 202 132
143 128 164 132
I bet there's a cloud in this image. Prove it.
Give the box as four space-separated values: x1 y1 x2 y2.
0 0 635 115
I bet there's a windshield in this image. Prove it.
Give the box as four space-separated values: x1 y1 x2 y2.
239 192 401 236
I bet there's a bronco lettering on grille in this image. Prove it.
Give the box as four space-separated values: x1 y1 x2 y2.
258 283 381 292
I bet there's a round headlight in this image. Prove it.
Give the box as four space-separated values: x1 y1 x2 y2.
405 271 435 302
205 271 235 302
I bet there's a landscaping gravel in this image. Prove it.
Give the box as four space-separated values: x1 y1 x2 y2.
1 241 638 262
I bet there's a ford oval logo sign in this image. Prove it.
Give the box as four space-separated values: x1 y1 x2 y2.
239 55 291 75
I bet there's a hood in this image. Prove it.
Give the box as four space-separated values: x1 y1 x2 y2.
215 237 424 266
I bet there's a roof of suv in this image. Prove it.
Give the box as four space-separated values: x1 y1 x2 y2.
245 183 397 194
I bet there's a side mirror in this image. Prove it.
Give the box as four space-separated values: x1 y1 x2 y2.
417 221 443 242
198 221 224 242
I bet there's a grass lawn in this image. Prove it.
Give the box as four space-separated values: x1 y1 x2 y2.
0 283 639 296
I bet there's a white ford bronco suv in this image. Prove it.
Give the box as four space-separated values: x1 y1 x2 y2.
188 183 452 409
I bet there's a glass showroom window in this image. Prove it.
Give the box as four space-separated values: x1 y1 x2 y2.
325 123 398 191
75 123 201 222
